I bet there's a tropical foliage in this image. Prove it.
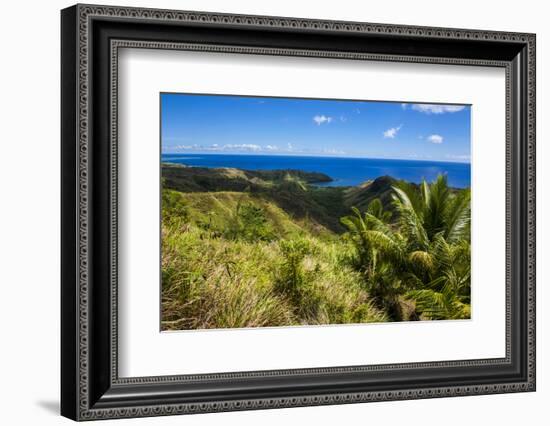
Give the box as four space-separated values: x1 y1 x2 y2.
161 165 470 330
340 175 471 320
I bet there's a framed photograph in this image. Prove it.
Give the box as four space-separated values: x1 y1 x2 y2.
61 4 536 421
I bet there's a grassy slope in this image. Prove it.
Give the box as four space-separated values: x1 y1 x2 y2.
163 163 401 232
344 175 399 214
161 186 388 330
180 191 319 238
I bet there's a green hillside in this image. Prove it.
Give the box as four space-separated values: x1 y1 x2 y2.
161 164 471 330
163 163 402 232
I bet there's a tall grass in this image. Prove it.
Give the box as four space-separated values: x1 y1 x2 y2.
161 191 386 330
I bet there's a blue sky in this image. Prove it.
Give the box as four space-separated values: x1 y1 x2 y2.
161 93 471 163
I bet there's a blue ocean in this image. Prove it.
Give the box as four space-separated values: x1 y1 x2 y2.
162 154 471 188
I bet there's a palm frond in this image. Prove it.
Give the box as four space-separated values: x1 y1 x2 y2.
408 250 434 274
423 174 450 239
392 186 429 250
394 180 424 216
444 189 471 242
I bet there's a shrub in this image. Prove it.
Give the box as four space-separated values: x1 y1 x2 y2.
225 202 275 242
162 189 189 225
275 238 311 300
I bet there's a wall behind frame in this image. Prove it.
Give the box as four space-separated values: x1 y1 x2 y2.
0 0 546 425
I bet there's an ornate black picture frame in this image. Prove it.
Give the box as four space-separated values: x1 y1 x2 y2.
61 4 536 421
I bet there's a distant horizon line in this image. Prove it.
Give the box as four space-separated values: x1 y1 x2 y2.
161 151 471 165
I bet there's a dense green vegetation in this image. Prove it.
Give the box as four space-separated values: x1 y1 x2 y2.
161 163 470 330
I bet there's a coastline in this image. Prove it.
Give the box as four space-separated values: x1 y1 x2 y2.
161 155 471 189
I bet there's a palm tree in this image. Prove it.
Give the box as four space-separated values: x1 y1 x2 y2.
392 174 470 246
391 175 471 319
340 203 408 320
405 235 471 320
341 174 471 321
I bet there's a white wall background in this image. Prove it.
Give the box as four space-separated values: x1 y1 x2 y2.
0 0 546 424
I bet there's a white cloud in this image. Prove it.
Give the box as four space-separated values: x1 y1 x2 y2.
446 154 471 162
401 103 408 110
313 115 333 125
322 148 346 155
165 141 353 156
383 124 403 139
411 104 466 114
221 144 262 151
427 134 444 144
